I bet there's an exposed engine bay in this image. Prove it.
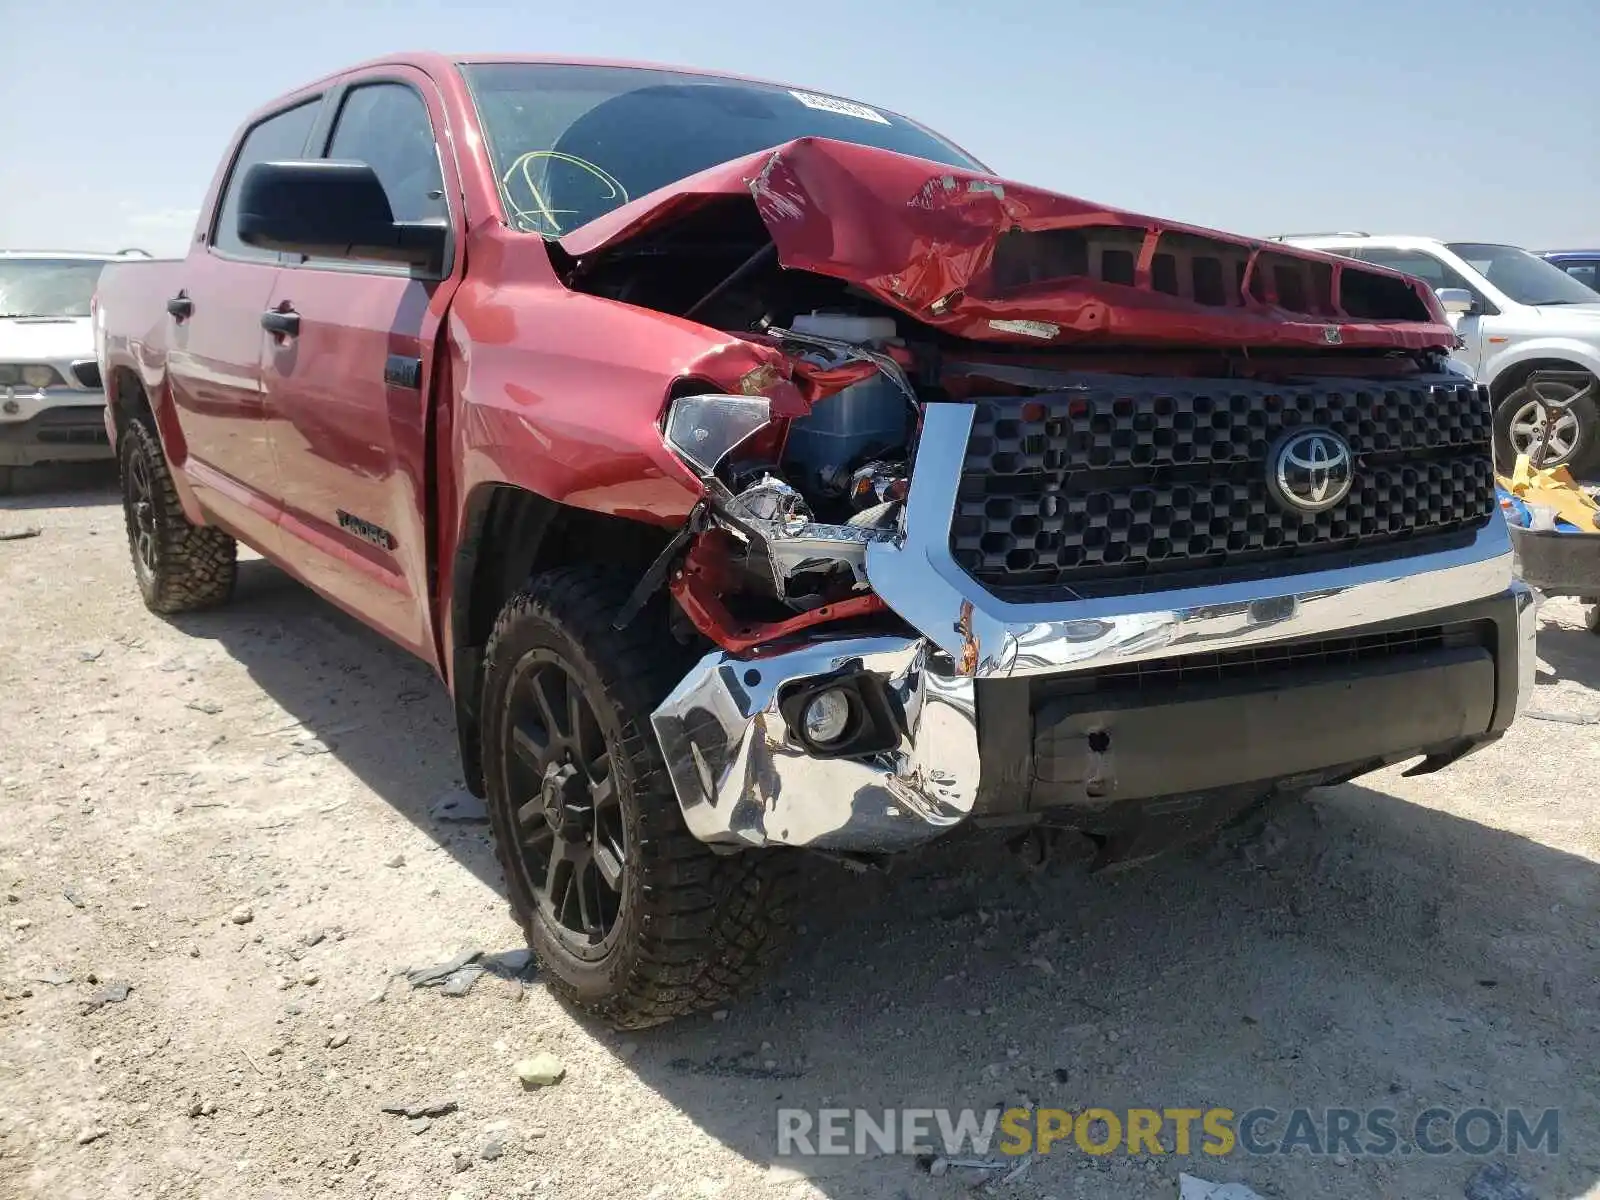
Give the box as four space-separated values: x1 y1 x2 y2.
620 302 1469 659
557 142 1468 656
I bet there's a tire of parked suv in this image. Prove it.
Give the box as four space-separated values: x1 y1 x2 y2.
119 417 237 613
1493 377 1600 476
480 565 797 1029
0 466 14 496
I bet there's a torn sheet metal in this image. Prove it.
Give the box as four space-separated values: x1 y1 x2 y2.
561 138 1454 353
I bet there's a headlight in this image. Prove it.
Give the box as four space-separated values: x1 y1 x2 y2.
0 365 63 389
663 393 772 478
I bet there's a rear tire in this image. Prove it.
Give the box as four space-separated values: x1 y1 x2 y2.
481 565 796 1029
0 466 14 496
120 418 236 613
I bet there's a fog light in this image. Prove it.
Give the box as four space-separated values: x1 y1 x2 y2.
801 689 852 746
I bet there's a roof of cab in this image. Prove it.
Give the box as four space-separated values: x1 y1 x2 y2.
281 51 782 95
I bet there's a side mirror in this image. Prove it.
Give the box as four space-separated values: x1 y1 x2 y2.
236 160 447 273
1435 287 1475 316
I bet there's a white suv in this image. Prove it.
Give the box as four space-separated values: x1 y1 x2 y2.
0 250 148 494
1279 234 1600 474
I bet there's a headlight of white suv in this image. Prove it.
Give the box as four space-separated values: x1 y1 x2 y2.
0 365 64 389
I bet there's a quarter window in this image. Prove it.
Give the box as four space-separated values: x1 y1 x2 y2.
212 99 322 259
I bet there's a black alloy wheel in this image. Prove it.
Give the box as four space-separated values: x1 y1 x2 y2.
502 649 627 956
126 439 159 583
117 417 235 613
480 566 798 1028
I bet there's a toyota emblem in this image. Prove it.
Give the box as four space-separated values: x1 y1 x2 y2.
1267 428 1354 514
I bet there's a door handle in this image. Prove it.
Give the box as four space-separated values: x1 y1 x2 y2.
260 309 300 338
166 294 193 321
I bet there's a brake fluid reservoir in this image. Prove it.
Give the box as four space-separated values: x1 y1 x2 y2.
783 312 907 494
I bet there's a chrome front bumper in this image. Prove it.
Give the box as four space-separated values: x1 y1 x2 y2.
651 637 980 852
651 404 1538 853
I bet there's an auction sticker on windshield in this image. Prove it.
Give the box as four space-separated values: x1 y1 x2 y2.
789 90 890 124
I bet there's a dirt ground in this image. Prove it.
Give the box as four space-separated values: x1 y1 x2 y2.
2 463 1599 1200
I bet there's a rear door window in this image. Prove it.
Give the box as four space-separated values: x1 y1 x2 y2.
212 99 322 260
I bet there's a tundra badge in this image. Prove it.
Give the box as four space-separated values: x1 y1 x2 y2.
336 510 397 550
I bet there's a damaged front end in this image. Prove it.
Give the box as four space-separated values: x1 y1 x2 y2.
591 140 1523 858
642 372 983 854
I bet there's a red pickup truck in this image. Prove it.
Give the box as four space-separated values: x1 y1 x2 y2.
96 53 1536 1028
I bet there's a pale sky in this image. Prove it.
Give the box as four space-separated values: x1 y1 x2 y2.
5 0 1598 256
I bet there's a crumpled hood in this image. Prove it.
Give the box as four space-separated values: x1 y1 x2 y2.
0 316 94 363
561 138 1453 352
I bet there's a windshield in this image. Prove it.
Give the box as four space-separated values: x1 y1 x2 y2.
0 259 107 318
1446 243 1599 307
462 63 984 237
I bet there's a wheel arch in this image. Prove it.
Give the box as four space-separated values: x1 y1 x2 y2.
107 366 152 441
1483 347 1600 404
448 482 676 796
1478 355 1593 406
107 368 203 522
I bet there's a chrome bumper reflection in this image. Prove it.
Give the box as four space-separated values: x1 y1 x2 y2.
649 636 979 852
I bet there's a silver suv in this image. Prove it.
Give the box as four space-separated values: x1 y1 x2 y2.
0 250 147 493
1280 235 1600 474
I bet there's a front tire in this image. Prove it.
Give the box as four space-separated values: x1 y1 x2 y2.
120 418 236 613
1494 377 1600 475
0 466 14 496
481 566 796 1029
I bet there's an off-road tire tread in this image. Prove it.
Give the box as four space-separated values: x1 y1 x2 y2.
482 565 797 1029
121 418 236 613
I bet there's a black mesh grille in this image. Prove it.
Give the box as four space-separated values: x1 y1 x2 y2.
950 375 1495 598
71 360 102 390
